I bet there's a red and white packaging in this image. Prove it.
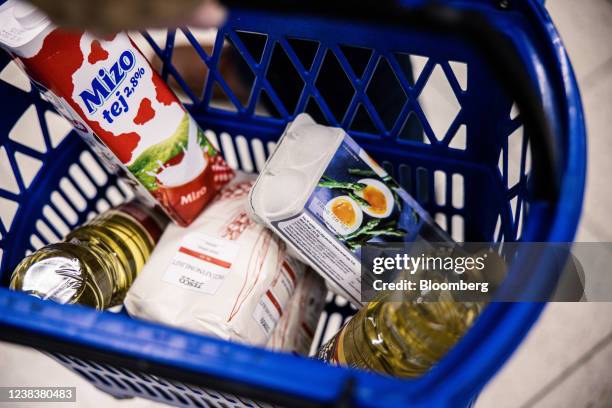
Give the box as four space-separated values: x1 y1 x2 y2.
0 1 233 226
267 268 327 355
124 172 306 345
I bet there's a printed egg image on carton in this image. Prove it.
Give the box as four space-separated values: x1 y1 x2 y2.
248 114 451 305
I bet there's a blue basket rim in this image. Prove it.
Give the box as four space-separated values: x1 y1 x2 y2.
0 0 587 406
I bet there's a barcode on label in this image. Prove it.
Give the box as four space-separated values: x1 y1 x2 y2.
260 317 270 333
252 294 281 336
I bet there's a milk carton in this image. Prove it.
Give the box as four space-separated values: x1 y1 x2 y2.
0 1 233 226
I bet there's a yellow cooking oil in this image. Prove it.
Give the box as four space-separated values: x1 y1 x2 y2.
318 247 504 377
10 201 166 309
318 299 482 377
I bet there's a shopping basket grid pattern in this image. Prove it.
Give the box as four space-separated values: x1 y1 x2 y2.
0 2 585 407
51 352 278 407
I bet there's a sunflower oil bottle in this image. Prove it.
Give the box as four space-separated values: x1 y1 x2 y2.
318 299 483 377
10 201 167 309
318 247 504 377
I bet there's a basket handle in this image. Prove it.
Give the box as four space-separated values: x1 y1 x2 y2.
220 0 560 204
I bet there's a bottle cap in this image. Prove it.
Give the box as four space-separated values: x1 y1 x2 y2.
12 245 87 305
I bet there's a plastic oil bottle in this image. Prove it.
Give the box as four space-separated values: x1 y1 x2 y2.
318 246 504 377
318 299 483 377
10 201 167 309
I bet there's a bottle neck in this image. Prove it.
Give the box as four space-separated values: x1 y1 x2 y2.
113 201 168 245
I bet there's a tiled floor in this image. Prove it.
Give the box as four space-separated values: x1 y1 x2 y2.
477 1 612 407
1 1 611 407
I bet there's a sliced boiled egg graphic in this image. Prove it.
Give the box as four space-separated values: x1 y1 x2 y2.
356 178 394 218
323 195 363 236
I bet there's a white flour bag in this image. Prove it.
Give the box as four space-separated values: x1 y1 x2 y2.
125 172 305 345
267 269 327 355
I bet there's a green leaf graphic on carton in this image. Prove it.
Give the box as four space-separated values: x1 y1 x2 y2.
127 114 216 190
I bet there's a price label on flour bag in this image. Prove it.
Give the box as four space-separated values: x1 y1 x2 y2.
163 232 240 294
252 259 300 336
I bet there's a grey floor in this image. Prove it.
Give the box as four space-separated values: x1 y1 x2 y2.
477 1 612 407
1 1 611 407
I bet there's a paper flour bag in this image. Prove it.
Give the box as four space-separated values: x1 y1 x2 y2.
267 269 327 355
125 172 305 345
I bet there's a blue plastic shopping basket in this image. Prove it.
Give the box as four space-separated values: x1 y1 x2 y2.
0 0 586 406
